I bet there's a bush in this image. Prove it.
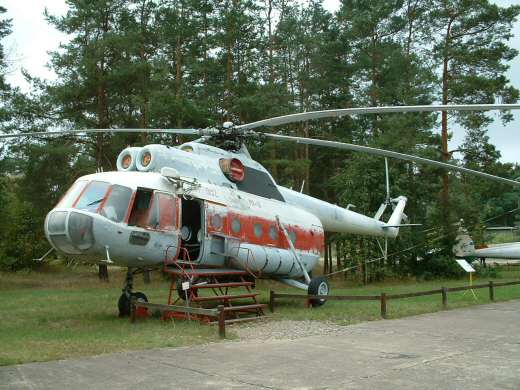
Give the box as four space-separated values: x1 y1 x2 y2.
415 254 466 279
473 263 499 278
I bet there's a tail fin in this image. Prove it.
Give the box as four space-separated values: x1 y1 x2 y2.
453 228 476 257
383 196 408 238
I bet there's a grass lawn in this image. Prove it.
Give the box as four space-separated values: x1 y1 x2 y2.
1 264 520 366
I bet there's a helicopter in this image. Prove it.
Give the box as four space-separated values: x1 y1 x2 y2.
2 103 520 315
454 226 520 263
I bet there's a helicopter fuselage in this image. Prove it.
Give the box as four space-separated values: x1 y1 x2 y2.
44 141 407 281
45 171 324 278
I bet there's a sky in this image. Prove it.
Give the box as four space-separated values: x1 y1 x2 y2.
3 0 520 163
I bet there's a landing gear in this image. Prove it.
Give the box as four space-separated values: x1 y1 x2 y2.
118 269 148 317
307 277 329 307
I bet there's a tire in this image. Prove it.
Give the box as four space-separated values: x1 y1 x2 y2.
307 277 329 307
118 292 148 317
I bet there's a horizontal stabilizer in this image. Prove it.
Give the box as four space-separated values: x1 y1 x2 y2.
382 223 422 229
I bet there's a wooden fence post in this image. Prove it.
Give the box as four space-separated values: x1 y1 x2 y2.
143 269 151 284
441 287 448 309
380 293 387 319
217 305 226 339
489 281 495 301
98 264 109 281
130 296 137 323
269 290 275 312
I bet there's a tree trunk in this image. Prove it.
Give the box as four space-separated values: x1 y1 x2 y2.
441 15 456 212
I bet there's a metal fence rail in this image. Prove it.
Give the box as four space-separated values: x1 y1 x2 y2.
269 280 520 318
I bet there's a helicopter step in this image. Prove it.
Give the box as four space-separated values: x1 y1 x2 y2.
163 267 250 277
190 281 255 289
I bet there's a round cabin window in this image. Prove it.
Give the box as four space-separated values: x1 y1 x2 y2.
269 226 278 241
211 214 222 230
231 218 241 234
254 223 263 238
288 230 296 245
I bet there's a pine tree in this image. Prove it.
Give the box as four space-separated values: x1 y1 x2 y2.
431 0 520 212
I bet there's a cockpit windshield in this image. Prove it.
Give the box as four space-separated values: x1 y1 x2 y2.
75 181 111 213
56 180 176 230
99 185 133 223
57 180 88 208
58 180 133 223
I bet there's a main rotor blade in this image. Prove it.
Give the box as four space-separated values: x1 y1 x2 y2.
238 104 520 130
0 128 200 140
265 133 520 187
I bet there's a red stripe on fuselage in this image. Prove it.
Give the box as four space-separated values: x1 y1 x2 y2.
205 202 324 253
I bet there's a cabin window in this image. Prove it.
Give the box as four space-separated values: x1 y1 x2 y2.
254 223 263 238
269 226 278 241
211 214 223 230
153 192 177 231
128 189 177 231
99 185 132 223
128 189 154 227
57 180 88 208
231 218 241 233
288 230 297 245
74 181 110 213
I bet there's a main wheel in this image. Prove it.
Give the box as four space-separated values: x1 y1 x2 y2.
307 277 329 307
118 292 148 317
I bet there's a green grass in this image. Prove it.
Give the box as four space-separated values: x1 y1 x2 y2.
258 270 520 324
0 267 221 366
1 265 520 366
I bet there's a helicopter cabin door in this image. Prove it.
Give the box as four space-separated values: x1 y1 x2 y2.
179 198 204 262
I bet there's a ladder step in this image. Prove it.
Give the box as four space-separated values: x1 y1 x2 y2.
191 293 258 302
191 282 254 289
164 267 249 277
209 316 268 325
223 303 266 312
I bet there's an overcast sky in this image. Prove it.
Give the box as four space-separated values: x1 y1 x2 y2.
3 0 519 163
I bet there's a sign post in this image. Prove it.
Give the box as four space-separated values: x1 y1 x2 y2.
455 259 477 300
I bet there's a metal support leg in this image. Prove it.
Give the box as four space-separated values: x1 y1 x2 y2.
122 268 134 298
276 216 311 285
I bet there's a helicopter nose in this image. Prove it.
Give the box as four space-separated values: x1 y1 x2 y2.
45 210 95 254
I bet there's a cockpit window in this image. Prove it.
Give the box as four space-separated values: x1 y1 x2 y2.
57 180 88 208
99 185 133 223
128 189 153 227
74 181 110 213
128 189 177 231
154 192 177 230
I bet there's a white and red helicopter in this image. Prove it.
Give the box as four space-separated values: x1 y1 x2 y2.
2 104 520 315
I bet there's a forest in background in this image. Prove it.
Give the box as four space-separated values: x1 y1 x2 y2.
1 0 520 280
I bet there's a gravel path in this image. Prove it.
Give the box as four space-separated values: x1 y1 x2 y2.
234 319 352 341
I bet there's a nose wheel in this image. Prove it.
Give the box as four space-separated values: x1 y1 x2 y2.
118 268 148 317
